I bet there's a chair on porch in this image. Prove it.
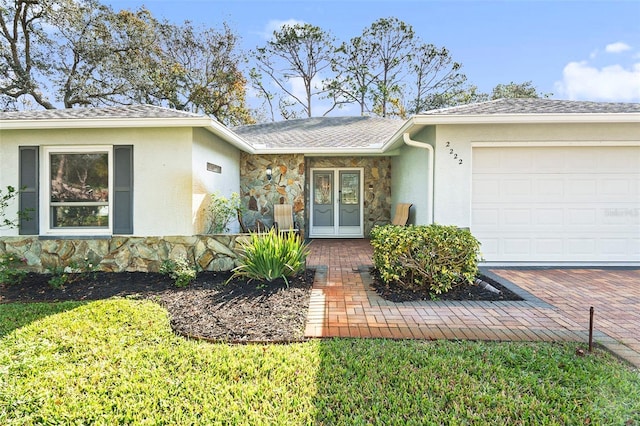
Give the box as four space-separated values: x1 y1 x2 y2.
273 204 300 236
391 203 412 226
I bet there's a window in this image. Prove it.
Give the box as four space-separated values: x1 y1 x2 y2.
19 145 133 236
43 146 112 234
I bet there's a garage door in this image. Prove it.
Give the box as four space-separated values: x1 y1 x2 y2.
472 146 640 263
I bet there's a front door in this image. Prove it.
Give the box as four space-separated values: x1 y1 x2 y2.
310 168 364 238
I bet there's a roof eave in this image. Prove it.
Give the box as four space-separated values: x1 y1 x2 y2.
252 146 392 156
0 116 256 154
411 113 640 125
379 113 640 152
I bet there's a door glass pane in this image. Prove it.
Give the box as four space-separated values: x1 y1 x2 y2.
340 172 359 205
314 173 332 205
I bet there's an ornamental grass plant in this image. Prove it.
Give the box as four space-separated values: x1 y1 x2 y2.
230 228 310 287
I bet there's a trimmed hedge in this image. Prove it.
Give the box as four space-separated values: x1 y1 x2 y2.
370 224 481 294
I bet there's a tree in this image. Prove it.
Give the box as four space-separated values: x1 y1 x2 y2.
364 17 414 118
491 81 551 99
143 21 254 125
404 44 467 115
251 23 336 119
327 17 467 118
0 0 253 125
1 0 156 109
328 35 379 116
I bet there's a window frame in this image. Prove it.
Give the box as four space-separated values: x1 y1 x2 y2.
41 145 114 236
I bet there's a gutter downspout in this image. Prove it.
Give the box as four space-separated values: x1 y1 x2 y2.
402 133 435 224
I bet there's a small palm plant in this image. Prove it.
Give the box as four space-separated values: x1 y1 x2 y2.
229 229 310 287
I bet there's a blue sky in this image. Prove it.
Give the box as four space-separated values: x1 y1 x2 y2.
106 0 640 105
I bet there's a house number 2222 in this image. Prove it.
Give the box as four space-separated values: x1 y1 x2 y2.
445 142 463 165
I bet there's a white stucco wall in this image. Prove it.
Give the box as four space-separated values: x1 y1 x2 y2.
0 127 195 236
191 128 241 234
392 142 432 225
431 122 640 228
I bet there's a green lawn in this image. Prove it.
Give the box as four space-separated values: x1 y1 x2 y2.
1 299 638 425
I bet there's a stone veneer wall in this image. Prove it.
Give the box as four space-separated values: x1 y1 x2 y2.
240 153 306 233
307 157 392 236
0 235 251 273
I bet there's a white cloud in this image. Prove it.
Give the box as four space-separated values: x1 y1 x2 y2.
259 19 306 40
555 61 640 102
605 42 632 54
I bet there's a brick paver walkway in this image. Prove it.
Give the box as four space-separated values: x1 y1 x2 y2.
305 239 640 367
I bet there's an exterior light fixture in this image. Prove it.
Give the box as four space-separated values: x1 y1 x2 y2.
266 166 273 181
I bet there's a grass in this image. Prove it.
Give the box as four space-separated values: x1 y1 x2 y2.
1 300 639 425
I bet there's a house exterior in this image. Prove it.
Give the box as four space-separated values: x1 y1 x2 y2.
1 99 638 270
0 106 252 271
386 99 640 264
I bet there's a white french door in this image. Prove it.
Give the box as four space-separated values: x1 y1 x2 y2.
309 168 364 238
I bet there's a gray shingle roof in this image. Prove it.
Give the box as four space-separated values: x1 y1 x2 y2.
421 98 640 115
0 104 204 120
233 116 404 149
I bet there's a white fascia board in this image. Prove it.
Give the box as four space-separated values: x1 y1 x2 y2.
410 113 640 125
0 117 213 129
380 117 421 152
0 117 256 154
203 121 255 153
251 147 397 156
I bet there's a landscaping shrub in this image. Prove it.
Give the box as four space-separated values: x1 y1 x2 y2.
206 191 243 233
230 228 310 287
370 224 481 294
0 252 27 285
45 257 99 289
160 257 197 288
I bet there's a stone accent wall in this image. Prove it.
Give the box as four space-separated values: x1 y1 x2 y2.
307 157 392 236
240 153 306 233
239 154 392 238
0 235 251 273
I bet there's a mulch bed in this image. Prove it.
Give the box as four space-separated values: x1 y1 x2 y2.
0 270 315 343
1 267 523 342
369 269 523 302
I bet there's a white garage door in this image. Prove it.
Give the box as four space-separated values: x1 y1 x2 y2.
472 146 640 263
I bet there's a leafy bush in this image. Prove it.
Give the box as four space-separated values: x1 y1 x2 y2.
370 224 481 294
0 185 31 229
230 229 310 287
0 252 28 284
207 192 243 233
160 257 198 287
46 257 98 289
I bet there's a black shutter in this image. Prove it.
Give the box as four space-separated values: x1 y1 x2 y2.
113 145 133 234
19 146 39 235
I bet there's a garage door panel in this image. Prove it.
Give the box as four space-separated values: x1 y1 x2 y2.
533 179 565 199
536 209 564 225
503 239 532 255
472 208 499 226
601 239 632 255
503 209 532 226
568 209 597 225
501 179 532 199
472 146 640 263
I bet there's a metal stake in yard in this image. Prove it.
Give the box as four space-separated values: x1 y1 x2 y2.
588 306 594 353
